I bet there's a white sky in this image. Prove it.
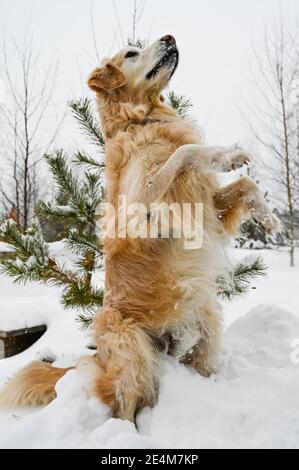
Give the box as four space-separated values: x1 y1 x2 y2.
0 0 298 150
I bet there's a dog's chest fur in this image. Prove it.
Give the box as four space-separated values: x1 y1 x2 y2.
104 118 222 356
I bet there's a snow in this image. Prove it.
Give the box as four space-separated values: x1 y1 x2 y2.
35 348 57 363
0 297 58 332
0 239 104 332
223 248 299 327
0 242 15 253
48 240 104 287
0 249 298 449
48 240 82 273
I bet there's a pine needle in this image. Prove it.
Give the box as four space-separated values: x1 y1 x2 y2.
217 256 267 301
68 98 105 149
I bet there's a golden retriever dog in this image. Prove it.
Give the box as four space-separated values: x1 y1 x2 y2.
0 35 279 421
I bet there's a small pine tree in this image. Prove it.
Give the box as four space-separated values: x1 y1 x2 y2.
0 98 105 318
0 94 267 329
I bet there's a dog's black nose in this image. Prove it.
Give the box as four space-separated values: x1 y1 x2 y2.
160 35 176 45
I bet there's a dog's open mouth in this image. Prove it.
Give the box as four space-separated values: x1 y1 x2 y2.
146 45 179 80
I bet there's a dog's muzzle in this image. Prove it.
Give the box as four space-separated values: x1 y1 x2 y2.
146 35 179 80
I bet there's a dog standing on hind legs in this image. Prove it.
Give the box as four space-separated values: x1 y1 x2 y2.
0 35 279 422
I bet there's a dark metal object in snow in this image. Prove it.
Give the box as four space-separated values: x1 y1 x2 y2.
0 325 47 359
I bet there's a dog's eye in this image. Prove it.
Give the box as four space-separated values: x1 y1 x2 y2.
125 51 138 59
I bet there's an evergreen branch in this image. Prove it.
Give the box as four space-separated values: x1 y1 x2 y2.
76 311 98 331
73 151 105 171
167 91 193 119
0 219 48 262
0 258 41 284
0 220 75 287
45 150 82 204
37 201 78 222
44 151 92 226
67 229 103 257
76 252 97 275
0 257 72 287
42 153 104 237
217 256 267 301
83 172 103 198
0 221 103 313
0 220 102 312
234 256 267 280
68 98 105 149
62 282 104 310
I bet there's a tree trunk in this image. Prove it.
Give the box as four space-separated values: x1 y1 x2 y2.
279 78 296 267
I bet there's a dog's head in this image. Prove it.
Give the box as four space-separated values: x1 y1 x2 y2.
88 35 179 102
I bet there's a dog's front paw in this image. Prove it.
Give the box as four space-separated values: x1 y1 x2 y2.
243 191 281 235
223 144 251 172
259 212 281 234
249 203 281 235
182 145 203 172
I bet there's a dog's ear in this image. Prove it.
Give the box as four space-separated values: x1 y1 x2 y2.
88 63 126 92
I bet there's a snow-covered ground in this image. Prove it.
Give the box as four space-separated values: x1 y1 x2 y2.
0 248 298 449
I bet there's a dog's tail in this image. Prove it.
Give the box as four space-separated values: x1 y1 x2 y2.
0 361 73 407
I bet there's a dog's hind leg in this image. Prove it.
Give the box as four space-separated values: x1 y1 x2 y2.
213 176 280 235
80 308 160 422
180 336 219 378
170 304 222 377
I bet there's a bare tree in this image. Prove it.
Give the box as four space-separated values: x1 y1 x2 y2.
246 21 299 267
293 78 299 200
131 0 147 44
0 28 64 229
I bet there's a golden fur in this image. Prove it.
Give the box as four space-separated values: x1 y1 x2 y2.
0 362 72 407
0 37 279 421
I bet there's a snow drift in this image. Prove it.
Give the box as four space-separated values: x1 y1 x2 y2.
0 303 298 449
